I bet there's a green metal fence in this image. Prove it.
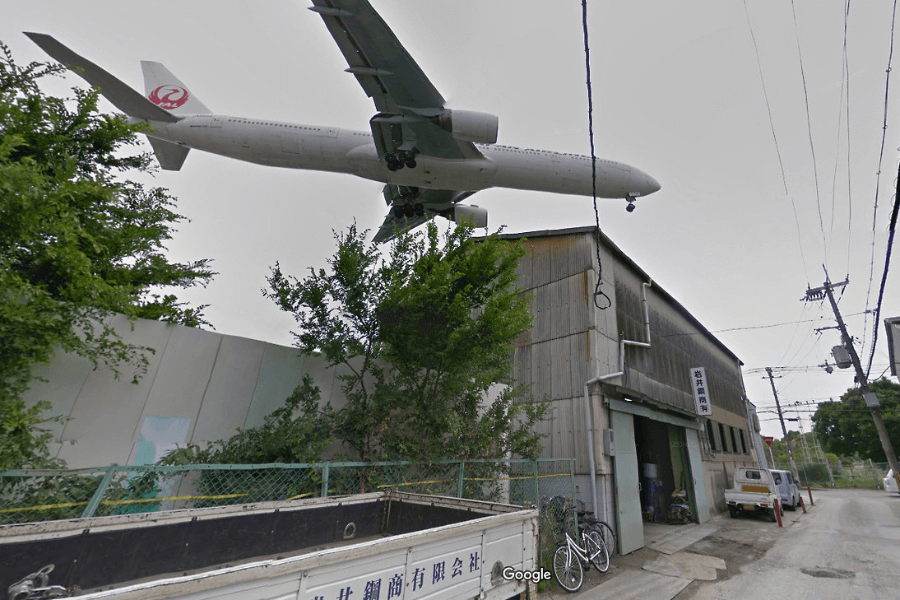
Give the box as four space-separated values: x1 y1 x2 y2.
771 460 890 489
0 459 576 525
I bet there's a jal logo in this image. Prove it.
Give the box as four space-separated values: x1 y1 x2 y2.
149 85 189 110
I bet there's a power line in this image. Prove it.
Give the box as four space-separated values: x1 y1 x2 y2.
790 0 827 261
829 0 853 274
742 0 810 283
580 0 610 311
866 162 900 377
864 0 899 365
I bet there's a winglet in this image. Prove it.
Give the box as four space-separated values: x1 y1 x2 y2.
24 32 179 123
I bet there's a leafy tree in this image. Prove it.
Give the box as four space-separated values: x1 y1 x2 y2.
812 379 900 462
264 221 548 464
0 42 215 469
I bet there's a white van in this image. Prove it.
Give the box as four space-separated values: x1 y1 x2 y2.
884 469 899 494
771 469 801 510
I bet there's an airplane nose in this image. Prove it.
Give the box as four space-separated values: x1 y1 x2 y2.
632 170 661 196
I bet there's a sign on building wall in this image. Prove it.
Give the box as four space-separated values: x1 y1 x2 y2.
690 367 712 416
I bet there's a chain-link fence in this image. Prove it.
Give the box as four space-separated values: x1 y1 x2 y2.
771 459 890 489
0 459 575 526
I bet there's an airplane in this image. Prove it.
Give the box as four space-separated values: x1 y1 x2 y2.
26 0 660 243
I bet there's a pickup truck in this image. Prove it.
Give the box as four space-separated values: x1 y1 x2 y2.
1 491 540 600
724 467 781 522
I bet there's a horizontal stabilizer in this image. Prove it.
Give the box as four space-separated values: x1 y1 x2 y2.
24 32 179 123
146 137 190 171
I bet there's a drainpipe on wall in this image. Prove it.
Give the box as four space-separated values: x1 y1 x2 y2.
582 280 652 519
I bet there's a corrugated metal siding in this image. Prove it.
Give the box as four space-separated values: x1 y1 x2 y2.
508 229 749 476
614 265 746 416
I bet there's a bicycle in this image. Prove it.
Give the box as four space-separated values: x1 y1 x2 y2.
575 499 617 558
552 525 609 592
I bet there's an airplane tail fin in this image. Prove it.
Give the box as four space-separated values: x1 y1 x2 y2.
141 61 211 116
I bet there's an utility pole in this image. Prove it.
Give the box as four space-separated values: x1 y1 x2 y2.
765 367 800 481
804 271 900 491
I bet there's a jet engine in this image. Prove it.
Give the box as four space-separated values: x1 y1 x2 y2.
437 110 499 144
448 204 488 228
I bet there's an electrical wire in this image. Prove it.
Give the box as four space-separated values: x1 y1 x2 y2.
581 0 610 310
864 0 899 365
790 0 828 262
828 0 853 275
866 165 900 377
742 0 810 283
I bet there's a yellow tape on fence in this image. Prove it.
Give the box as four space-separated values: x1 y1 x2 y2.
0 492 248 514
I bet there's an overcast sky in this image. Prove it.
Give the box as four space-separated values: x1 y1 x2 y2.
5 0 899 441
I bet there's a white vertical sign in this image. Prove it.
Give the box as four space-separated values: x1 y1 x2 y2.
690 367 712 416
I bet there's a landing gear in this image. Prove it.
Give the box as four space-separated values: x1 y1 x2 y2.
384 150 418 171
626 202 636 213
399 150 416 169
385 153 401 171
392 203 425 219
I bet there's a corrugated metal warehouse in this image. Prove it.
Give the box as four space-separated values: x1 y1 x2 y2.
502 226 757 554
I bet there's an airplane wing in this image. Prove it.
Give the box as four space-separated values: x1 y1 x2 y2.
309 0 484 160
373 186 479 243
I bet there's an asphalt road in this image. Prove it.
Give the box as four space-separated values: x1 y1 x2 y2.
680 488 900 600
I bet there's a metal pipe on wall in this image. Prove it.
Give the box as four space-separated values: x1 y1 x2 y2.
582 280 653 516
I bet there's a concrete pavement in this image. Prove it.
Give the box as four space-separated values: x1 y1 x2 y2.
539 498 809 600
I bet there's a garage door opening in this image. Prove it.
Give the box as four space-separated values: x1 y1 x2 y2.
634 416 694 524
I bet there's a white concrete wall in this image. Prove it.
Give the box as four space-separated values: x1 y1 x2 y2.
22 315 340 468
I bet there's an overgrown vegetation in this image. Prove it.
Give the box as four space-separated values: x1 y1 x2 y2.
0 42 214 469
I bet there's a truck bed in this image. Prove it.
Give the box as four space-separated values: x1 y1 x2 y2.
1 492 538 600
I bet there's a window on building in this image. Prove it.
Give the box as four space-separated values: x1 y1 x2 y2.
705 420 718 452
730 427 740 454
719 423 732 452
739 429 749 454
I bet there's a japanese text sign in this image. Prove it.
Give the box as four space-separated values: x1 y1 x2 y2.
690 367 712 416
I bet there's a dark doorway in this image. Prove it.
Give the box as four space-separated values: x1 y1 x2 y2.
634 416 672 522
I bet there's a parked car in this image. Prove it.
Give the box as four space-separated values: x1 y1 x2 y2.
725 467 781 522
884 469 900 494
771 469 802 510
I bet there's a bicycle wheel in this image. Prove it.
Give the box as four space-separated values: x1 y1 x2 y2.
585 530 610 573
589 521 617 557
552 544 584 592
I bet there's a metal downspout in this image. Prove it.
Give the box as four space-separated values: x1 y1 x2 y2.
583 281 652 516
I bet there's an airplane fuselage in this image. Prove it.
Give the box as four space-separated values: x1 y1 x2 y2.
141 114 659 199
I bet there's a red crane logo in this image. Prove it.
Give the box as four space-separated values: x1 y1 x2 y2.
149 85 189 110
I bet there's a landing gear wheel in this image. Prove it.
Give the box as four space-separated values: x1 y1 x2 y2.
385 153 402 171
398 150 417 169
626 202 636 213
